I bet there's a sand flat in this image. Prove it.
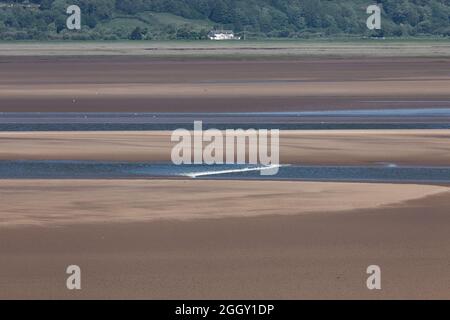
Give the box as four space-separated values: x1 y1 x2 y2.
1 56 449 112
2 80 450 98
1 188 450 299
1 51 450 299
1 130 450 166
0 179 447 227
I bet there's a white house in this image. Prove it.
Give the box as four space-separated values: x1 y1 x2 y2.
208 30 240 40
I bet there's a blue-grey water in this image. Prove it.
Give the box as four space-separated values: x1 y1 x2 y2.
1 108 450 131
1 161 449 184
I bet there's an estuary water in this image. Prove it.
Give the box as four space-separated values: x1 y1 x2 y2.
0 161 449 184
1 108 449 183
1 108 450 131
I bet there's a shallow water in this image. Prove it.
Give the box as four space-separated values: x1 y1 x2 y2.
1 108 450 131
1 161 449 184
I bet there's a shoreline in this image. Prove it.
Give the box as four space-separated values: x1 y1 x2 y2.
1 41 450 58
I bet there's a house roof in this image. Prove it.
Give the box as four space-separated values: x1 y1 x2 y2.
209 30 234 35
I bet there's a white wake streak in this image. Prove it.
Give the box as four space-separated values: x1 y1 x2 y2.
183 164 286 178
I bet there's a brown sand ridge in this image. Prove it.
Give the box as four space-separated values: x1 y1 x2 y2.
1 56 450 112
0 179 447 228
1 187 450 299
1 130 450 166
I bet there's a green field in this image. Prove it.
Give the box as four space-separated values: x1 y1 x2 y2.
0 40 449 58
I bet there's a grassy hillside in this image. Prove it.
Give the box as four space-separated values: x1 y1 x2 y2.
97 11 214 40
0 0 449 40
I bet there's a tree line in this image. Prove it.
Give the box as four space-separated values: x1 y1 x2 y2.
0 0 449 40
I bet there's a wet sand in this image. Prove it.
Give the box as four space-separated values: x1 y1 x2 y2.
1 48 450 299
1 57 450 112
1 130 450 166
0 181 449 299
1 179 446 227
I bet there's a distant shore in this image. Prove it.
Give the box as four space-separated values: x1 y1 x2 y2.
1 41 450 58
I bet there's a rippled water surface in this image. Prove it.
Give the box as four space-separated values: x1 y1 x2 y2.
1 161 449 184
1 108 450 131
